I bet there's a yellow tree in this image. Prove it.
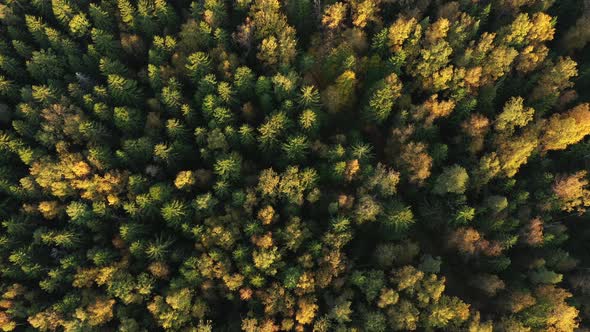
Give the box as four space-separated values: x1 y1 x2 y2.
388 17 419 52
528 13 555 43
399 141 433 184
495 126 540 178
531 57 578 101
322 3 348 30
552 171 590 214
416 94 456 125
351 0 381 29
462 113 490 153
501 13 533 46
425 18 450 45
495 96 534 133
295 296 318 325
541 103 590 151
516 44 548 73
480 46 518 85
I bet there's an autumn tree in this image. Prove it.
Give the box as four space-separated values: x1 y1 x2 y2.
540 103 590 151
552 171 590 214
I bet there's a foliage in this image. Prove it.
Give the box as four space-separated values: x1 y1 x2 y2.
0 0 589 331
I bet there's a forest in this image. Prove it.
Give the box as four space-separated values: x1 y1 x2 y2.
1 0 590 330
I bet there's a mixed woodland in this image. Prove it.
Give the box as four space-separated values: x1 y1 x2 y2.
1 0 590 330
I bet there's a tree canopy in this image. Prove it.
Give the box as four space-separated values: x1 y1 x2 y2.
0 0 590 331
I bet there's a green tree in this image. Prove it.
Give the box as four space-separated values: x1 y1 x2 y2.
186 52 211 84
214 153 242 181
433 165 469 195
26 50 64 82
364 73 403 123
108 75 142 106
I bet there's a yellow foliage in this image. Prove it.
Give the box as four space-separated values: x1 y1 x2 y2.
535 285 579 332
378 288 399 308
462 113 490 138
502 13 532 45
2 285 22 301
541 103 590 151
464 66 482 89
531 57 578 101
30 148 128 204
257 36 278 66
428 65 454 91
252 232 274 249
72 268 99 288
507 290 536 313
38 201 60 220
165 288 191 311
295 296 318 325
496 128 539 177
257 205 276 225
495 96 534 133
0 311 16 331
553 171 590 214
344 159 360 181
296 272 315 295
461 113 490 152
474 32 496 59
425 18 450 44
258 168 280 197
474 152 502 186
528 13 555 43
223 274 244 291
27 309 63 331
351 0 380 29
481 46 518 85
516 44 548 73
420 94 456 125
400 141 432 184
322 3 348 30
239 287 253 300
174 170 195 190
0 301 12 310
388 17 418 52
253 247 280 273
149 261 170 279
72 161 91 177
323 70 357 114
96 265 118 286
73 170 128 205
84 298 115 326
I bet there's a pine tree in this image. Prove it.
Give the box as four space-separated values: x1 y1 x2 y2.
108 75 142 106
186 52 212 84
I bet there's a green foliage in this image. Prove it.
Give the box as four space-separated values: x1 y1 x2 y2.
27 50 64 82
0 1 588 331
364 74 402 123
186 52 211 83
161 200 190 227
114 107 143 133
214 153 241 181
433 164 469 195
282 135 308 162
108 75 142 106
